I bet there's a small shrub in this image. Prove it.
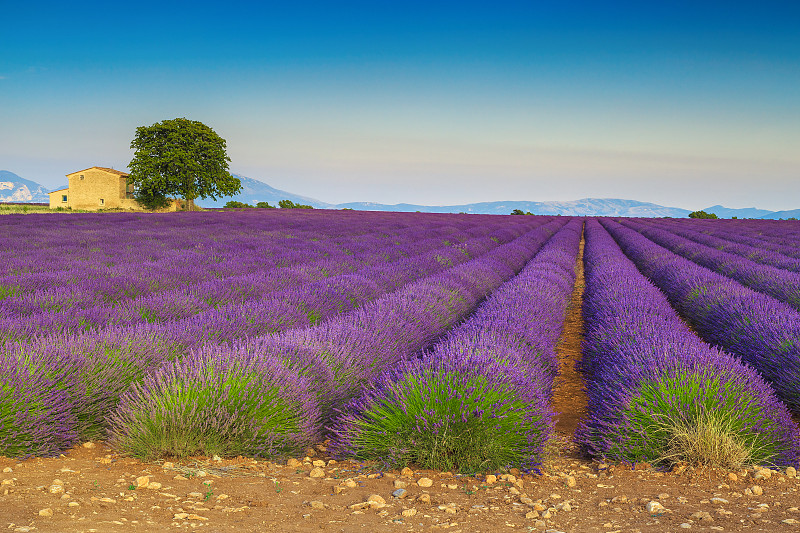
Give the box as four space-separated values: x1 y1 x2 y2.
0 285 20 300
688 210 718 219
77 344 172 440
134 188 172 210
278 199 313 209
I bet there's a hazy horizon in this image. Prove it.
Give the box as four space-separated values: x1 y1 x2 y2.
2 1 798 211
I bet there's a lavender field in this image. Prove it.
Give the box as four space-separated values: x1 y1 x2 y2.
2 210 800 472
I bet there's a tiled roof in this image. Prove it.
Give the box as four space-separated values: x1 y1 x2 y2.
67 166 129 177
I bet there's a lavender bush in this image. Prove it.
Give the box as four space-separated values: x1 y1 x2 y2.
0 347 81 457
108 350 321 459
329 352 552 473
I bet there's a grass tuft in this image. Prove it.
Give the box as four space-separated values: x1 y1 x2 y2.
658 410 769 469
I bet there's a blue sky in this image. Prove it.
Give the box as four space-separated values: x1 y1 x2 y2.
1 1 798 209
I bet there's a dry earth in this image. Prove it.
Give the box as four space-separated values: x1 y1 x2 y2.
5 434 800 533
4 237 800 532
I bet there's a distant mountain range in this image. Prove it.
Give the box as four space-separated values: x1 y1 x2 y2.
757 208 800 220
702 205 774 219
197 175 334 209
0 171 51 203
2 169 797 219
335 198 694 217
702 205 800 220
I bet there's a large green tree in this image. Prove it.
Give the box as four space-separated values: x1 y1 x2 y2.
128 118 241 210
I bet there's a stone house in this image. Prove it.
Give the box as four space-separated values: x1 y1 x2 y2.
49 167 139 210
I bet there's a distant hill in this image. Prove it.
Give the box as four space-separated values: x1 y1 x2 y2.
760 209 800 220
337 198 692 218
196 175 333 209
703 205 774 219
0 171 51 203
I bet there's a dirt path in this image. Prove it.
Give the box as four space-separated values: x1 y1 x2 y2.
551 225 588 438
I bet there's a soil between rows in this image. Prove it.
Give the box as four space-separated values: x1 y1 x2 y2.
551 230 588 438
3 234 800 532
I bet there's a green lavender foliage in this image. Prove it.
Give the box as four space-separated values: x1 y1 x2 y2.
336 363 549 473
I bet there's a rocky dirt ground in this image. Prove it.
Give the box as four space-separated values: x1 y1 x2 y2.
3 440 800 533
4 238 800 532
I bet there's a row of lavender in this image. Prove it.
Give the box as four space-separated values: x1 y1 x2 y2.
577 219 799 467
328 219 582 472
3 215 568 457
105 219 570 459
617 219 800 311
601 219 800 412
640 218 800 272
2 215 552 419
666 218 800 257
1 211 555 343
0 229 505 342
0 211 530 326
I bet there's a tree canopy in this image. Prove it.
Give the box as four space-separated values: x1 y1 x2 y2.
128 118 241 210
278 199 313 209
688 210 718 219
224 200 276 209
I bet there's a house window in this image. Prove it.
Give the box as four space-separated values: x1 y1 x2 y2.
100 198 105 205
61 195 67 202
80 175 85 180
